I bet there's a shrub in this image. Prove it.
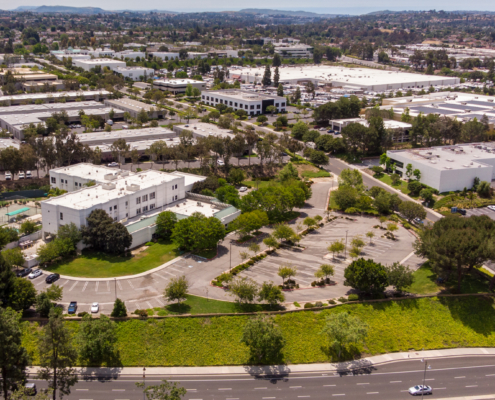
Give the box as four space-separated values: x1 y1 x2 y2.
77 311 89 317
315 301 323 307
403 222 412 229
311 281 316 287
304 302 314 309
145 241 155 246
328 299 337 304
293 302 301 308
348 294 359 301
344 207 360 214
338 296 348 303
133 309 148 318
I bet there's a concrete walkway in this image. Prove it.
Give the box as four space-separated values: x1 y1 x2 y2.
26 348 495 377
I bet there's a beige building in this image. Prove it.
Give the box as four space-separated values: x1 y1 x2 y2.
103 98 164 119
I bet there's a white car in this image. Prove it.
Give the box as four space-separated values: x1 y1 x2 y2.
5 171 12 180
26 171 32 179
239 186 248 192
408 385 432 396
217 160 225 166
28 269 43 279
91 302 99 313
18 172 25 179
108 162 119 167
487 205 495 211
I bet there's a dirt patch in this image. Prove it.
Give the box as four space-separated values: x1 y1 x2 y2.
312 177 334 183
294 164 320 175
131 245 149 256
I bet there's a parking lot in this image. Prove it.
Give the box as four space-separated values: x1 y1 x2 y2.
464 206 495 220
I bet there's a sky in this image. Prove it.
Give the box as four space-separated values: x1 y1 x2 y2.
3 0 495 13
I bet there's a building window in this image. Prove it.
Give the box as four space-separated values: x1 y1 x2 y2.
109 207 112 212
142 194 148 202
143 206 148 212
150 192 155 199
136 197 141 204
235 102 238 107
136 208 141 215
215 98 218 102
126 213 128 217
229 101 233 106
125 201 128 207
114 217 117 221
202 95 205 99
250 105 254 110
114 205 117 210
60 212 63 220
281 102 285 107
175 184 178 189
150 204 155 210
256 104 261 109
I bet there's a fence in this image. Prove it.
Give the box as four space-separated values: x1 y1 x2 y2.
2 230 42 250
0 189 47 200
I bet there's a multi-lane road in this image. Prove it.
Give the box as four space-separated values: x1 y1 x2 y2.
26 356 495 400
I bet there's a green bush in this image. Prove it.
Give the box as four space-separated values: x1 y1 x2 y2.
315 301 323 307
304 303 314 309
77 311 89 317
338 296 348 303
403 222 412 229
328 299 337 304
344 207 360 214
133 309 148 318
348 294 359 301
293 302 301 308
145 242 155 246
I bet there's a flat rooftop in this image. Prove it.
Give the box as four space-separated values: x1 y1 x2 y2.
205 89 284 101
75 59 125 64
389 143 495 171
154 78 203 86
330 118 412 129
43 170 181 210
0 90 110 103
104 98 158 112
0 101 103 115
77 127 175 146
51 163 121 182
176 122 235 139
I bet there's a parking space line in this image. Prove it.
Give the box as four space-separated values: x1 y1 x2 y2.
106 281 110 292
128 280 134 289
82 281 89 292
69 281 79 291
117 281 123 290
59 279 70 287
95 281 99 292
146 301 153 309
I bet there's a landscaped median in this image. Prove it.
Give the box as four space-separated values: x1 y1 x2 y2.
21 295 495 366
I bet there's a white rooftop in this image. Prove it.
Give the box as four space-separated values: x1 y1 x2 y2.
0 90 110 103
51 163 121 182
154 79 203 86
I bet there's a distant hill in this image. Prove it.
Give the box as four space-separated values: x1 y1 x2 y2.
12 5 113 14
238 8 345 18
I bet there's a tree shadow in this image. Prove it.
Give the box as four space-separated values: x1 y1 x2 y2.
243 364 290 379
166 302 192 314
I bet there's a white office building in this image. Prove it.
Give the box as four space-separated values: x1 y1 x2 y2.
153 79 206 94
113 66 155 81
73 59 126 72
274 45 313 58
115 50 146 60
387 143 495 192
201 89 286 115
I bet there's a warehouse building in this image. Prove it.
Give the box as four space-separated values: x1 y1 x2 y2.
387 143 495 192
329 118 412 142
0 90 110 106
113 66 155 81
0 68 58 84
236 65 460 91
115 50 146 60
173 122 235 140
0 101 104 116
153 78 206 94
73 59 126 72
201 89 286 115
103 98 164 119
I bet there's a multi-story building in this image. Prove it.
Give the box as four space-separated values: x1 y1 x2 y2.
113 66 155 81
73 59 126 72
201 89 286 116
153 78 206 94
274 45 313 58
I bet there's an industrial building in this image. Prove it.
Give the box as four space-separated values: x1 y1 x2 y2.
42 165 240 248
387 143 495 192
0 101 104 116
236 65 460 91
201 89 286 115
73 59 126 72
0 68 58 84
0 90 110 106
149 51 208 60
173 122 236 140
103 98 164 119
329 118 412 143
115 50 146 60
153 78 206 94
113 66 155 81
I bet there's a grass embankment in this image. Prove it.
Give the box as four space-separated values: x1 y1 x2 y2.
377 174 411 195
45 241 179 278
241 180 282 190
434 192 495 211
21 296 495 366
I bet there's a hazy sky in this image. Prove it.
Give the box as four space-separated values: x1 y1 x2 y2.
3 0 495 13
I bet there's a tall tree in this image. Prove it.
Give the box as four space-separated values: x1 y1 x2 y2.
241 314 285 363
273 67 280 87
76 314 117 365
320 312 368 359
38 309 78 400
261 64 271 87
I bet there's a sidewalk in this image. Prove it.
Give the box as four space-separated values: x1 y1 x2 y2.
26 348 495 377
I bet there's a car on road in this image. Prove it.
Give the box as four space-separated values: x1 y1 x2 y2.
28 269 43 279
91 302 99 313
413 218 424 225
5 171 12 180
19 172 25 179
25 383 37 396
68 301 77 314
108 162 119 167
488 205 495 211
319 127 326 131
408 385 432 396
26 171 32 179
327 129 335 133
239 186 248 192
16 268 32 277
45 273 60 284
217 160 225 166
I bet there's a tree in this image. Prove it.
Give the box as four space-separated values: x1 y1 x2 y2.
386 262 414 293
35 292 54 318
263 235 279 251
333 186 358 211
278 162 299 182
45 284 63 302
257 115 268 125
320 312 369 360
309 150 329 167
258 282 285 308
365 231 374 245
110 138 129 167
328 240 345 259
229 277 259 304
291 121 309 140
413 169 421 180
407 180 423 196
273 223 296 243
111 298 127 317
0 307 29 400
303 217 317 230
231 210 269 238
399 201 427 222
20 220 37 235
155 211 178 239
76 314 117 365
339 168 364 191
272 53 282 67
241 314 285 363
405 163 414 179
136 380 187 400
277 265 297 285
164 275 189 306
38 309 78 400
344 258 388 296
261 65 271 86
314 264 335 282
2 248 25 271
57 223 81 247
420 188 435 204
277 83 284 97
228 168 245 185
8 278 36 311
477 181 491 198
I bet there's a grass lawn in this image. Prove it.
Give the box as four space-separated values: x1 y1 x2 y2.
21 296 495 366
45 241 180 278
295 164 331 179
377 174 411 195
241 180 282 189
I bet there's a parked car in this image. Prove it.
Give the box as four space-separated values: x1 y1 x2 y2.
239 186 248 192
122 125 129 129
91 302 99 313
25 383 37 396
108 162 119 167
458 208 467 215
408 385 432 396
18 172 25 179
26 171 32 179
327 129 335 133
16 268 32 278
413 218 424 225
319 127 326 131
488 205 495 211
217 160 225 166
68 301 77 314
5 171 12 180
28 269 43 279
45 273 60 284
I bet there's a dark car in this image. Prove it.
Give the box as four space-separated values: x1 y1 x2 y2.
458 208 467 215
68 301 77 314
45 273 60 284
16 268 32 277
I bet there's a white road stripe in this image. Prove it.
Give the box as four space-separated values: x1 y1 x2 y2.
128 280 134 289
117 281 123 290
95 281 99 291
82 281 89 292
69 281 79 291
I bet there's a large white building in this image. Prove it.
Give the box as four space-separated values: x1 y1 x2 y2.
201 90 286 115
387 143 495 192
0 90 110 106
153 79 206 94
113 66 155 81
274 45 313 58
42 164 241 247
73 59 126 72
236 65 460 91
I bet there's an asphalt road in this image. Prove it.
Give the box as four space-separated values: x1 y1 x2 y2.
324 158 441 223
26 356 495 400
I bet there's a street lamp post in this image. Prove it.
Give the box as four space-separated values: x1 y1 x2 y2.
142 367 146 400
420 359 431 400
344 230 348 259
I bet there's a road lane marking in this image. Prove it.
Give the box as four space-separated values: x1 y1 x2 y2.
486 374 495 376
112 389 125 391
366 393 379 395
390 381 402 383
425 379 435 381
332 395 345 397
82 282 89 292
290 386 302 389
95 281 99 291
226 398 238 400
76 389 88 391
218 388 231 390
466 385 478 388
434 388 446 390
69 282 78 291
298 396 310 398
455 376 466 378
262 397 275 399
356 383 369 385
128 280 134 289
255 388 267 389
117 281 123 290
323 385 336 387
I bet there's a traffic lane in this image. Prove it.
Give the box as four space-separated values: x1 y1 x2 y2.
326 158 441 223
25 357 495 400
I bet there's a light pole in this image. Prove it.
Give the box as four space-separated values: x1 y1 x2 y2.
420 359 431 400
344 230 348 259
142 367 146 400
229 241 232 272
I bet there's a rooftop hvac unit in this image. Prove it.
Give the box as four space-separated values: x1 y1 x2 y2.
461 102 467 105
